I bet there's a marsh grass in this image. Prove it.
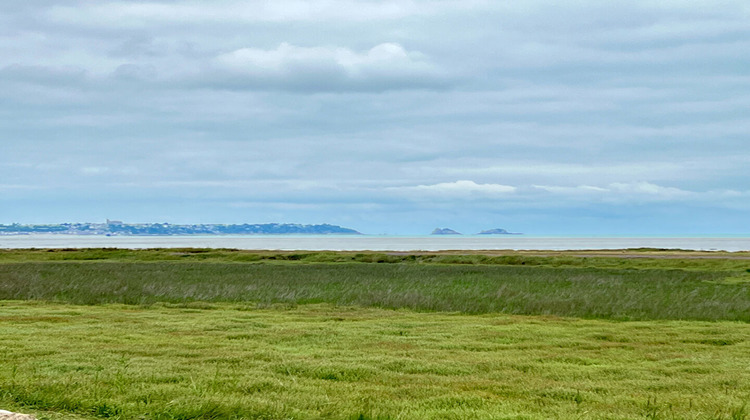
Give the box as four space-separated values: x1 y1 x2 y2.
1 249 749 419
2 248 750 272
0 260 748 320
0 302 748 420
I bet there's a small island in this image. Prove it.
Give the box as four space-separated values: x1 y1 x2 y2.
477 228 521 235
431 228 462 235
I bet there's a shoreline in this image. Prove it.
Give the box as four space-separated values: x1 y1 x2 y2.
2 235 750 252
3 247 750 260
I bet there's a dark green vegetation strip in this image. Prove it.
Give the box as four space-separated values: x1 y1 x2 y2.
3 247 750 271
1 259 748 321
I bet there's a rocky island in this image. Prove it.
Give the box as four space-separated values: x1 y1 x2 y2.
430 228 521 235
477 228 521 235
431 228 462 235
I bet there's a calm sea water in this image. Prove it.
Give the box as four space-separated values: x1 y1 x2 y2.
2 234 750 251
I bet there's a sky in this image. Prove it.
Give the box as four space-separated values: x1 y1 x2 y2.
2 1 749 235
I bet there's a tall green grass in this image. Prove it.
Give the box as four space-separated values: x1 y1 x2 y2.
1 261 748 320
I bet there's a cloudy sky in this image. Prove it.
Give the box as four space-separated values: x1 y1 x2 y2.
2 1 749 234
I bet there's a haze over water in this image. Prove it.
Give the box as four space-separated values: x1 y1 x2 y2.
2 235 750 252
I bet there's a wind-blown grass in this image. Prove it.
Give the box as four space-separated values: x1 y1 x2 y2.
1 249 749 419
1 302 749 420
0 259 748 320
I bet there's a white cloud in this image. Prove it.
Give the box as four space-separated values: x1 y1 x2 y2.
390 180 517 199
608 181 690 197
209 42 442 91
533 182 693 202
533 185 608 194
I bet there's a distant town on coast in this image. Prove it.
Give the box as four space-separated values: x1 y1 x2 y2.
0 220 361 236
0 221 520 236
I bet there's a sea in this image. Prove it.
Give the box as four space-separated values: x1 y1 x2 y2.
1 234 750 252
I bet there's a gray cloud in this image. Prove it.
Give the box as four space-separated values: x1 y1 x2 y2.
203 42 447 91
0 64 88 85
44 1 424 27
1 0 749 233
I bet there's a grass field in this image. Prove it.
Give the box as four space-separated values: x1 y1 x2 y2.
0 249 749 419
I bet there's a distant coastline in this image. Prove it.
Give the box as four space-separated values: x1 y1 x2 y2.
0 222 361 236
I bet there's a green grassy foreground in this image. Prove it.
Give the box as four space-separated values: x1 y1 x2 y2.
0 249 749 419
1 302 749 420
